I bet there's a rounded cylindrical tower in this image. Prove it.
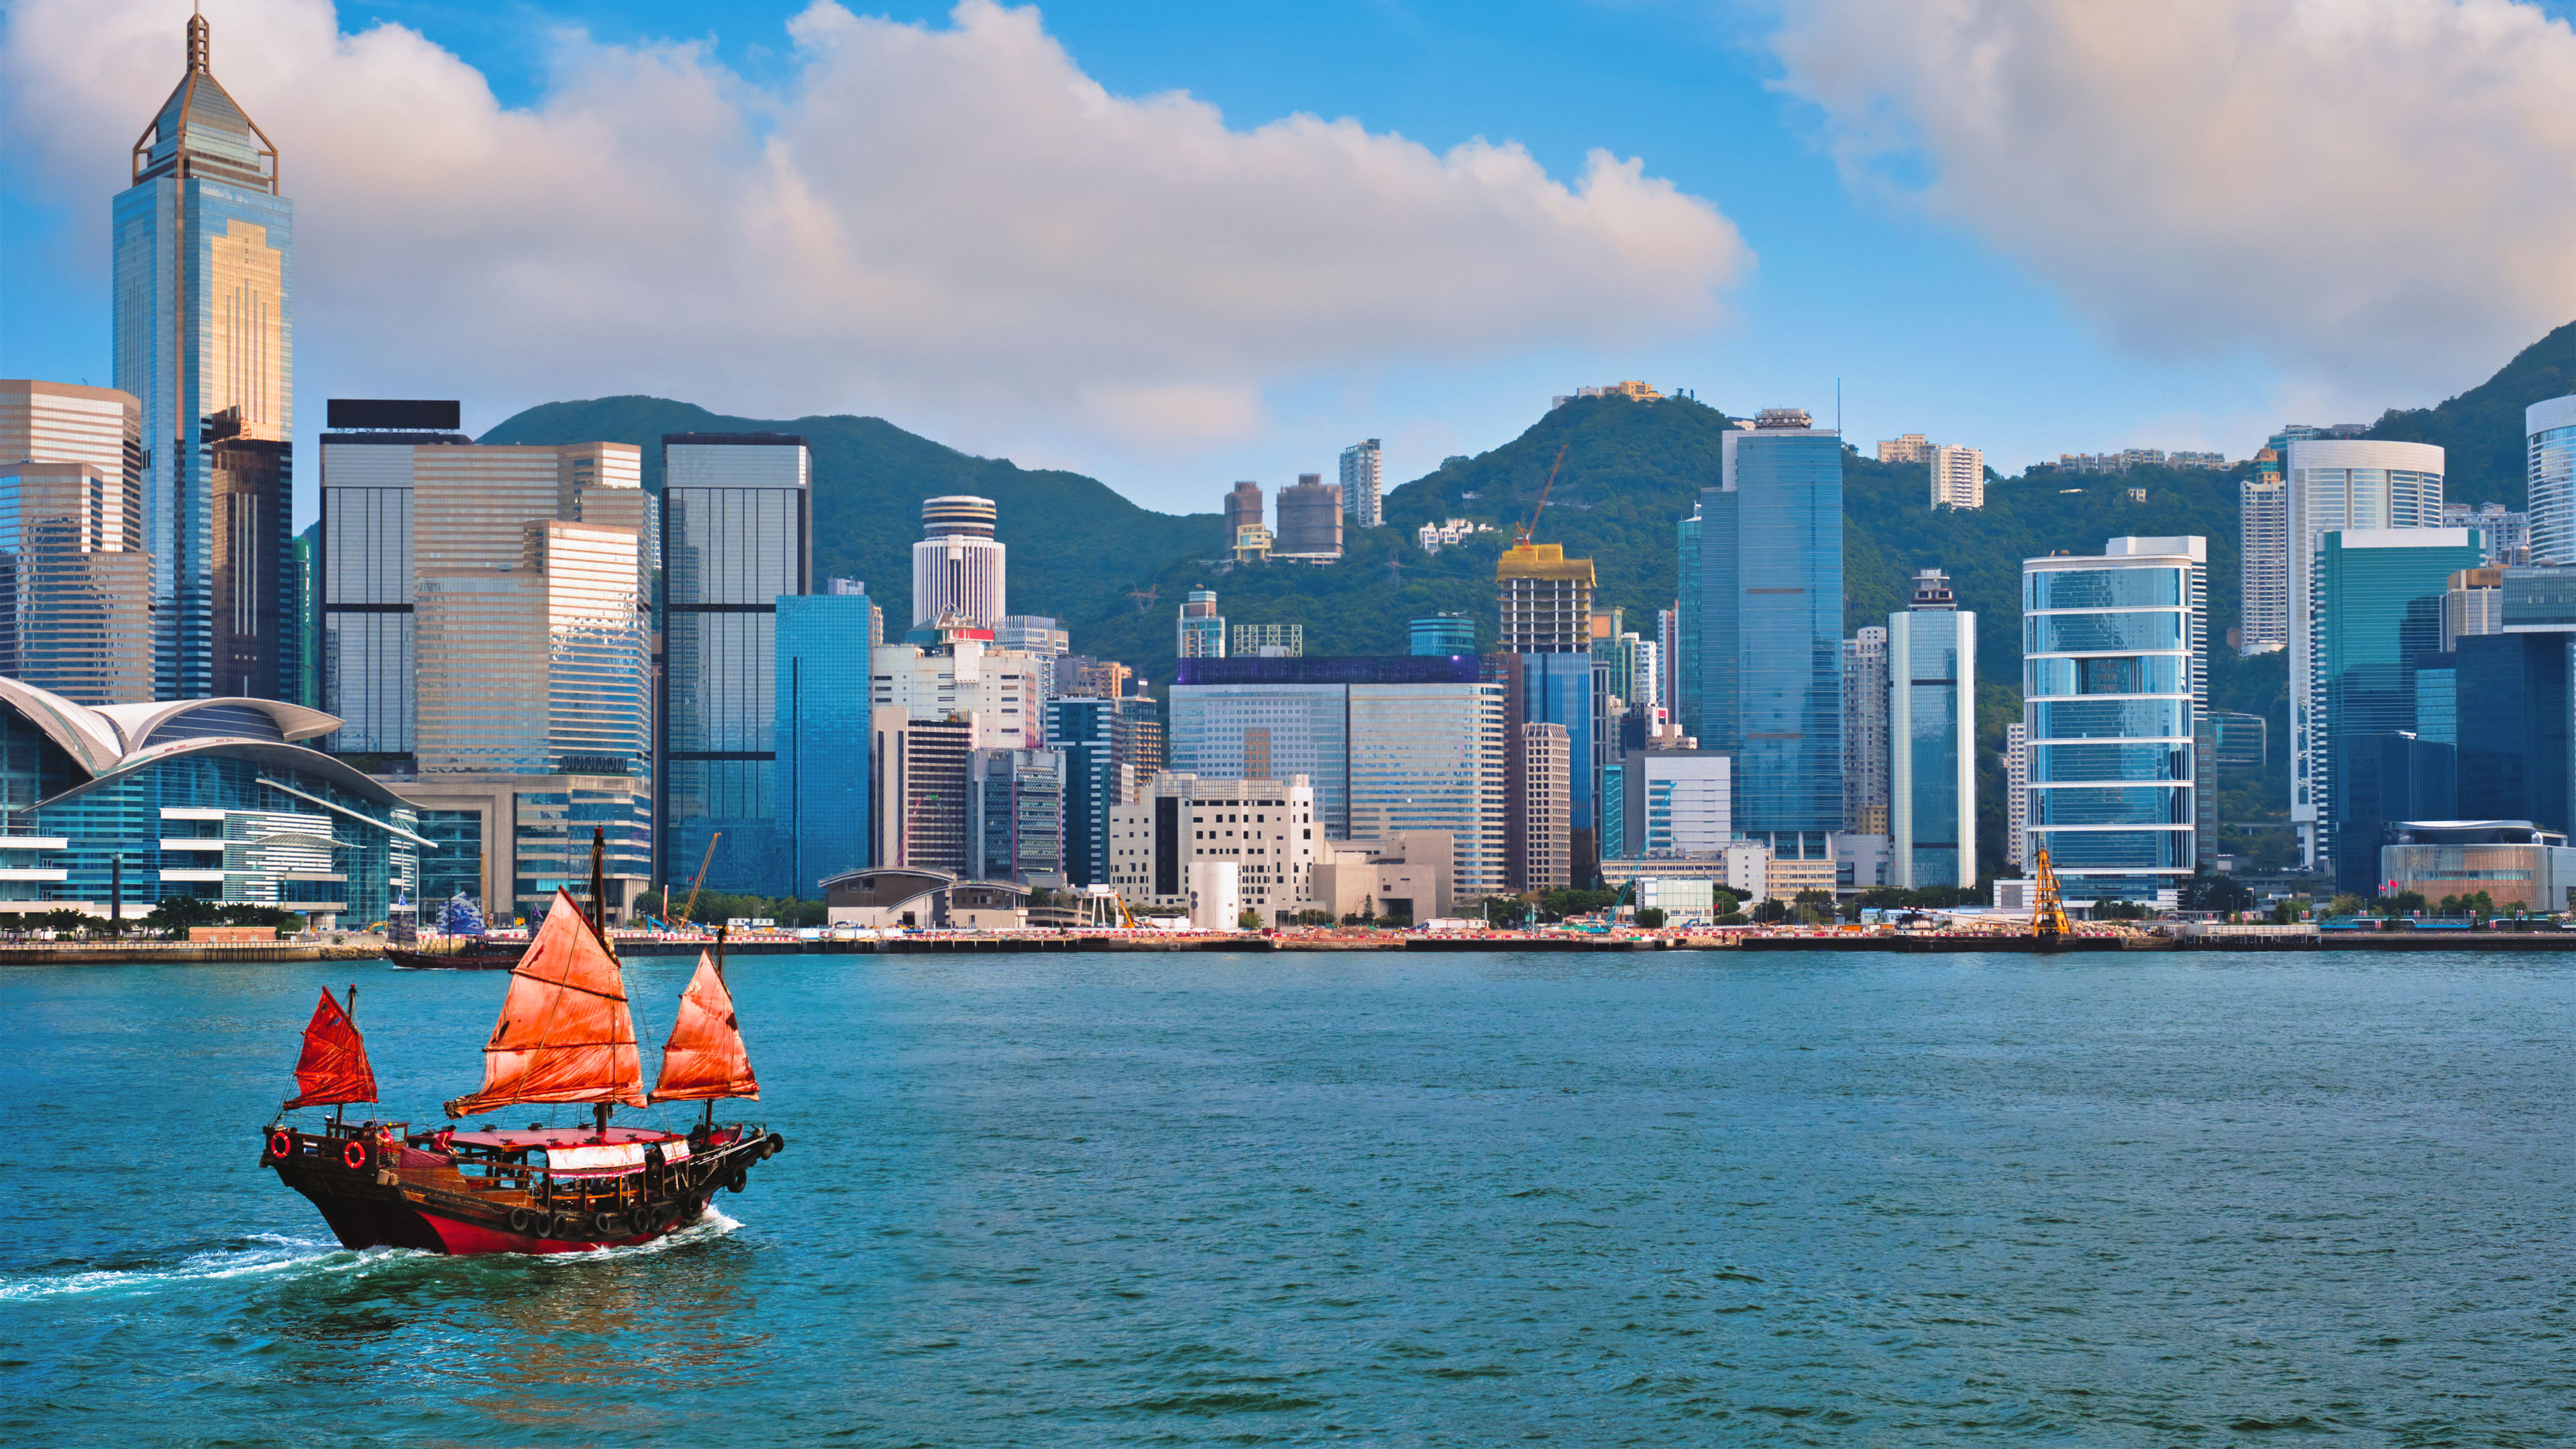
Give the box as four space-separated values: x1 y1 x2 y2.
912 494 1006 627
921 495 998 540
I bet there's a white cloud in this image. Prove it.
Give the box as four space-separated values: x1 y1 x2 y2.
1 0 1750 453
1767 0 2576 402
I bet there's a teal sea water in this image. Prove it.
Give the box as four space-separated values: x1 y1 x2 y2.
1 950 2568 1445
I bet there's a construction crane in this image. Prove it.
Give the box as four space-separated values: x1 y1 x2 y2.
1513 444 1570 547
674 832 721 930
2029 846 2073 939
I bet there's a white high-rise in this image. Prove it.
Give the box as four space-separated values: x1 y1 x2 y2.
1927 444 1984 509
1339 439 1383 529
2526 395 2576 565
2003 722 2028 868
2285 439 2445 867
2238 478 2289 653
911 494 1006 628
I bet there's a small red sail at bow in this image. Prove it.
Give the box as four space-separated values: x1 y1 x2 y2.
444 889 646 1118
650 951 760 1103
285 987 377 1108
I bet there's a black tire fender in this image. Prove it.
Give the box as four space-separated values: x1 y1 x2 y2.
506 1207 541 1236
763 1132 786 1158
724 1167 749 1193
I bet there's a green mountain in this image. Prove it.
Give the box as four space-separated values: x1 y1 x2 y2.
480 396 1226 628
2366 317 2576 506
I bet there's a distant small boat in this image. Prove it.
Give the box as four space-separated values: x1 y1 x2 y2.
263 833 784 1254
386 893 521 970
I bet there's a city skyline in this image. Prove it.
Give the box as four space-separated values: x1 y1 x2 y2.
17 2 2576 521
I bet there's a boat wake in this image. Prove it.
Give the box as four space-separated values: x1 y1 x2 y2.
0 1210 745 1301
0 1232 389 1303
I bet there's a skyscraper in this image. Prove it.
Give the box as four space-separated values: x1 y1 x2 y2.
2003 721 2029 868
1339 439 1384 529
2314 527 2484 889
1888 568 1976 888
1694 409 1843 849
317 398 470 757
1927 444 1985 509
1496 544 1595 652
2022 536 2206 904
2528 396 2576 566
0 382 152 704
1223 481 1264 547
1841 626 1890 836
1274 475 1344 559
1177 588 1225 658
661 432 812 896
2238 478 2288 653
1514 722 1570 891
1409 614 1475 656
1045 695 1118 886
776 592 876 894
2286 439 2445 865
912 495 1005 627
114 13 294 702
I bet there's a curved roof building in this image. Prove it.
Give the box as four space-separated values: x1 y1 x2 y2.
0 681 424 927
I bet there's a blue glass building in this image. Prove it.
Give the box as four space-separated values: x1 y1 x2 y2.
2314 528 2483 885
113 14 295 702
1693 415 1843 843
1045 696 1118 887
2021 537 2207 903
1888 571 1976 888
776 594 874 895
660 433 810 898
1409 614 1476 656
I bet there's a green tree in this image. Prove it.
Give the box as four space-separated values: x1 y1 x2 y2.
1634 907 1667 929
1237 908 1264 930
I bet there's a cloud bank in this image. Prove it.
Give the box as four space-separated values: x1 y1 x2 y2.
1769 0 2576 400
1 0 1750 449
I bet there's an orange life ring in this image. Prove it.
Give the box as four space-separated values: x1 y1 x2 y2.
342 1139 370 1171
267 1130 292 1160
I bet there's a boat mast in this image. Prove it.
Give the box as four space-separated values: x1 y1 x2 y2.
589 828 614 1142
334 983 356 1132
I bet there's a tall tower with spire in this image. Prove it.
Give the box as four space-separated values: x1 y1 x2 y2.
112 9 296 702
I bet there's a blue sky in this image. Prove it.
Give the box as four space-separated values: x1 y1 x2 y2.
7 0 2574 519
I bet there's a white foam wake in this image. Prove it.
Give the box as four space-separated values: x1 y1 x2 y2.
0 1232 407 1303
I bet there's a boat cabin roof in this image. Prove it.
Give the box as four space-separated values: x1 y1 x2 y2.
445 1125 688 1150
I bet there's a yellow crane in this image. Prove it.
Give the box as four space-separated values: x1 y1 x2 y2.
2029 846 2073 939
673 833 721 931
1514 444 1570 547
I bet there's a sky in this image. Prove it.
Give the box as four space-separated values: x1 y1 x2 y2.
9 0 2576 521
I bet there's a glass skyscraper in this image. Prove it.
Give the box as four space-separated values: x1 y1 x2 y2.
1694 412 1843 842
2527 394 2576 566
775 594 875 894
2314 528 2485 889
2021 536 2207 903
2285 439 2445 866
1045 696 1118 887
113 13 294 702
660 433 811 897
1888 570 1976 888
1171 656 1503 900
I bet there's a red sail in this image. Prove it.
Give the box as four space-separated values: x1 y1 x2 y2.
650 952 760 1102
284 987 377 1108
444 890 646 1118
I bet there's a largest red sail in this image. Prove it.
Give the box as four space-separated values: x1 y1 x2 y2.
649 952 760 1103
284 987 376 1108
444 890 645 1118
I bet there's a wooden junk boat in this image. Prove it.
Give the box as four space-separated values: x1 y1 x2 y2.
261 841 785 1254
384 892 524 971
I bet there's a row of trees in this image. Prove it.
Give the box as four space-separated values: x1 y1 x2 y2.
5 896 305 938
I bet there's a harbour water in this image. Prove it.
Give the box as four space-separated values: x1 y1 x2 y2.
3 950 2568 1445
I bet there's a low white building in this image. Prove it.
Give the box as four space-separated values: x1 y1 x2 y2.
1108 772 1319 925
1635 876 1716 924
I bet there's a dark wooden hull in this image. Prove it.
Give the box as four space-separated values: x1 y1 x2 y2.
384 945 525 971
262 1126 781 1256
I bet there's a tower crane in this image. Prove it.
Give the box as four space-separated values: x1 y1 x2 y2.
2029 847 2073 940
1514 444 1570 547
675 832 721 930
